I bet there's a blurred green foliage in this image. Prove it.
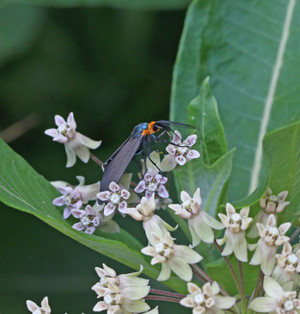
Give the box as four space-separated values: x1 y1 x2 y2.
0 3 188 313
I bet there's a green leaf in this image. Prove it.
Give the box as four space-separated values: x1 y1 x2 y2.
188 77 227 165
6 0 191 10
174 149 235 217
0 139 186 293
263 121 300 224
0 4 44 66
170 0 300 201
172 79 234 217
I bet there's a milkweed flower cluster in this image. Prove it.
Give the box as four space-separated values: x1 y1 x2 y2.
41 113 300 314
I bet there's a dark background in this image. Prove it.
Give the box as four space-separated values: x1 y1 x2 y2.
0 4 191 313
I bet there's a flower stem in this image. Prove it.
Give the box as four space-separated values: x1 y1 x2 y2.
248 269 264 307
145 295 181 303
192 264 213 283
192 264 232 297
238 261 246 313
90 153 103 167
214 239 243 313
150 289 184 299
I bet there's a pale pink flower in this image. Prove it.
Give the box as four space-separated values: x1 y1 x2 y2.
92 264 151 313
141 232 202 282
161 130 200 171
127 194 176 245
26 296 51 314
180 282 236 314
248 188 289 238
249 276 300 313
97 181 130 216
45 112 101 167
250 214 291 275
72 204 101 234
169 188 223 247
217 203 252 262
135 152 169 200
272 242 300 289
52 176 100 219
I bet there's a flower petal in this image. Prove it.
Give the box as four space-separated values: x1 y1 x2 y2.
174 245 202 264
65 144 76 168
249 296 277 312
214 295 236 309
263 276 283 299
157 262 171 281
233 232 248 262
168 257 192 281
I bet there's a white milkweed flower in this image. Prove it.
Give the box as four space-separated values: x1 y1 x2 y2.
180 281 236 314
249 214 291 275
248 187 289 238
26 296 51 314
92 264 151 314
141 232 202 282
272 242 300 289
249 276 300 313
45 112 101 167
126 194 176 245
169 188 223 247
217 203 252 262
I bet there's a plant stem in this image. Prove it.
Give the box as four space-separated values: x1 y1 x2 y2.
150 289 184 299
248 269 264 307
214 239 243 313
145 295 181 303
192 264 232 297
192 264 213 283
238 261 246 313
90 153 103 167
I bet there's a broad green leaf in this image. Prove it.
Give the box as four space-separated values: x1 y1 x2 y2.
6 0 191 10
263 121 300 224
174 149 235 217
0 139 186 293
171 0 300 201
0 4 44 66
188 77 227 165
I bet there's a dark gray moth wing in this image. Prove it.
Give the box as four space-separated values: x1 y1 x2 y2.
100 136 143 193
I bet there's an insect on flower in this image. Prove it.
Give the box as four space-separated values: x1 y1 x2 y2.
98 120 197 200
